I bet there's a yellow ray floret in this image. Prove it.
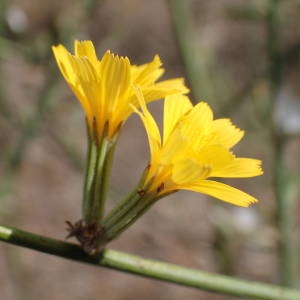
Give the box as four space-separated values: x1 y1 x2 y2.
133 90 263 207
52 40 189 140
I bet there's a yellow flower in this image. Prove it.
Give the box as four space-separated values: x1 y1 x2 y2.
52 40 189 140
133 90 263 207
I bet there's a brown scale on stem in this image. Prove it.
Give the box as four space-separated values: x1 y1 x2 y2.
66 220 105 255
137 189 146 197
92 116 99 145
157 182 165 194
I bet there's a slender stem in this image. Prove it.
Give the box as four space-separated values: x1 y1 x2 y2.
82 120 117 226
103 193 156 241
83 137 112 225
82 125 98 220
168 0 200 104
92 137 110 222
97 139 116 220
267 0 297 287
273 137 296 286
1 225 300 300
168 0 214 104
103 189 143 230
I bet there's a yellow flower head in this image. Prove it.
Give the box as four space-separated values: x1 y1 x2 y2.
133 90 263 207
52 40 189 140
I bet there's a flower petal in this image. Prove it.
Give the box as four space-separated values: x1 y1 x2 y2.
182 179 258 207
211 158 263 178
142 78 189 103
163 94 192 144
172 159 211 184
52 45 77 84
52 45 94 124
160 129 189 164
131 55 163 85
98 51 131 107
74 40 98 65
193 144 234 168
132 87 161 160
179 102 213 150
210 119 244 148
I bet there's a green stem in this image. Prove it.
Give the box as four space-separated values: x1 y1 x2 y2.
168 0 198 103
93 137 111 222
102 189 143 230
82 127 97 220
168 0 214 104
103 193 156 242
273 136 296 286
83 136 113 225
267 0 297 287
1 225 300 300
97 139 116 220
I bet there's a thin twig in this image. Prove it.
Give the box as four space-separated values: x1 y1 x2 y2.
267 0 297 287
168 0 214 104
0 224 300 300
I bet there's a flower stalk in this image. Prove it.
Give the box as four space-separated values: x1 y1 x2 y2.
82 120 98 221
82 118 116 225
103 190 157 243
102 174 177 244
74 120 118 254
82 136 111 224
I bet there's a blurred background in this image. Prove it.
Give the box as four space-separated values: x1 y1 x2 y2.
0 0 300 299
